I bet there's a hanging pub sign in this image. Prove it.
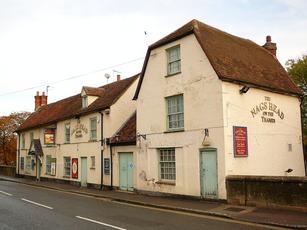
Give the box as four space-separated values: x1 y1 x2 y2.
233 126 248 157
44 128 56 145
250 96 285 123
72 158 78 179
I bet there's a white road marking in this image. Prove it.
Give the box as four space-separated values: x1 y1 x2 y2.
0 190 12 196
21 198 53 210
76 216 127 230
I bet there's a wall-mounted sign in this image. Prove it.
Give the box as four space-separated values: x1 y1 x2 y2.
72 158 78 178
44 128 56 145
233 126 248 157
71 119 88 138
250 96 284 123
104 158 110 175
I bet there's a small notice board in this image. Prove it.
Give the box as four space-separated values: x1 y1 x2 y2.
233 126 248 157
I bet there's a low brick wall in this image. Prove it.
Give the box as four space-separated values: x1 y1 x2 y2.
226 175 307 211
0 165 16 177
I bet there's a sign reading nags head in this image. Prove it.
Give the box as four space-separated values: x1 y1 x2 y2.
250 96 284 123
233 126 248 157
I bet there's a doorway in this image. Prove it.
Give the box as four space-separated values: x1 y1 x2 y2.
119 152 134 191
200 149 218 199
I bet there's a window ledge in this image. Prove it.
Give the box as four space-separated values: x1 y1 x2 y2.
165 72 181 78
90 167 95 170
44 145 56 148
89 139 97 142
156 180 176 185
164 129 184 134
63 176 70 179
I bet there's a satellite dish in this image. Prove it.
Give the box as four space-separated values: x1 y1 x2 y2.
104 73 111 83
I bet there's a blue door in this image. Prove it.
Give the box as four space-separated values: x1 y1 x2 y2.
119 153 134 191
200 149 218 199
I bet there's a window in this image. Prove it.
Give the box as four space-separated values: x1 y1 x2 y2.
46 155 52 175
29 132 34 144
166 95 184 130
167 45 181 75
21 133 25 149
159 148 176 181
25 156 31 174
20 157 24 170
63 157 71 177
65 123 70 143
90 156 95 169
90 117 97 140
82 96 88 108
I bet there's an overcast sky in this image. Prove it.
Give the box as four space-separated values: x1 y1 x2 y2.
0 0 306 115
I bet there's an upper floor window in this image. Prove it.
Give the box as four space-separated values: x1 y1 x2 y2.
90 117 97 140
167 45 181 75
166 95 184 131
29 132 34 144
82 96 88 108
65 123 70 143
21 133 25 149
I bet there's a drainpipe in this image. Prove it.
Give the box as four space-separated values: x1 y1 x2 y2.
300 95 306 175
110 143 113 190
99 112 104 190
17 132 20 177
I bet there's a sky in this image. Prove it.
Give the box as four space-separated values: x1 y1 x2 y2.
0 0 306 115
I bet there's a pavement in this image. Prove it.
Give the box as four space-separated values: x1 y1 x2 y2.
0 175 306 229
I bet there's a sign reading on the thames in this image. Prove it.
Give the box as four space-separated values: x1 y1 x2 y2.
250 96 284 123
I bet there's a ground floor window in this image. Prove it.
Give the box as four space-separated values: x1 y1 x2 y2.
63 157 71 177
46 155 52 175
90 156 95 169
159 148 176 181
20 157 24 170
25 156 31 174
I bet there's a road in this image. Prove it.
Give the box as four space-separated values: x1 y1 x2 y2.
0 180 283 230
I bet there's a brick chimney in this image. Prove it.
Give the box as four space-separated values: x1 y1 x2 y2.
41 91 48 107
34 91 42 111
117 74 121 81
262 35 277 56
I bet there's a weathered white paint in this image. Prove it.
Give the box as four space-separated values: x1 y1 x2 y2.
136 33 305 199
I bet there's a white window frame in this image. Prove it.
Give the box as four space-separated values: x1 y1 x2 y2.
90 117 97 140
46 155 52 175
159 148 176 182
90 156 95 169
25 156 31 174
82 96 88 108
63 156 71 177
167 45 181 75
166 94 184 131
21 133 25 149
64 123 70 143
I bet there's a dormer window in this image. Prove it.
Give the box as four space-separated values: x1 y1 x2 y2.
82 96 88 108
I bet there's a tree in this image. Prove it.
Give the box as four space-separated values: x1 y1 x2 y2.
286 54 307 136
0 111 31 165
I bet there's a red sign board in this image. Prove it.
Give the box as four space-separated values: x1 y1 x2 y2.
72 158 78 179
233 126 248 157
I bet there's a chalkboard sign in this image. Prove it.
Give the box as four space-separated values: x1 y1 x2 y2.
104 158 110 175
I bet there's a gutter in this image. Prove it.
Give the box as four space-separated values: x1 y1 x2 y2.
99 112 104 190
110 143 113 190
17 132 20 176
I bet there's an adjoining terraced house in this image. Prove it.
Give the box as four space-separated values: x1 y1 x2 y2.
133 19 305 199
16 75 139 189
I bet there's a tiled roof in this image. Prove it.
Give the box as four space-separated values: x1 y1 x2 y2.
110 112 136 145
134 19 302 99
18 74 139 132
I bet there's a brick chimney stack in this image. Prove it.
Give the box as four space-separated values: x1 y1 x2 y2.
117 74 121 81
34 91 41 111
41 91 48 107
34 91 48 111
262 35 277 56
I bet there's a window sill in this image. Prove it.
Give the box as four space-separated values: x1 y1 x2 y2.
63 176 71 179
44 145 56 148
156 180 176 186
164 129 184 134
165 71 181 78
90 167 95 170
88 139 97 142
